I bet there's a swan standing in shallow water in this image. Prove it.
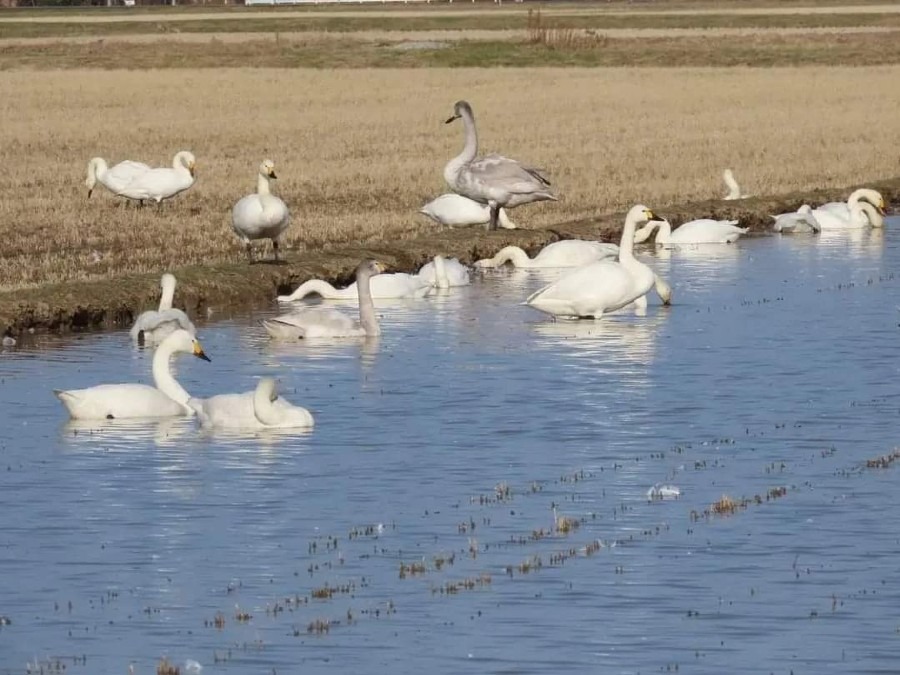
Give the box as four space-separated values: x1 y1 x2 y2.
722 168 751 200
813 189 886 229
444 100 557 231
265 260 386 339
635 218 748 247
419 193 517 229
85 158 150 200
189 377 314 430
771 205 821 233
417 256 470 288
231 159 291 262
525 205 664 319
115 150 195 208
475 240 619 269
130 273 196 345
54 329 210 420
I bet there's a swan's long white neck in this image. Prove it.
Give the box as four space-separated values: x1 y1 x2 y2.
253 379 281 426
723 170 741 199
444 107 479 187
159 278 176 311
357 272 381 337
280 279 343 301
152 341 191 407
484 246 531 268
854 202 884 228
173 151 192 171
86 158 108 189
651 220 672 245
434 256 449 289
256 173 272 196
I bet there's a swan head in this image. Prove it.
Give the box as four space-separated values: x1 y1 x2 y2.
175 151 196 177
356 259 387 279
798 204 813 214
627 204 659 226
160 272 177 293
260 159 277 180
654 275 673 306
848 188 884 211
162 328 211 361
256 377 279 403
445 100 473 124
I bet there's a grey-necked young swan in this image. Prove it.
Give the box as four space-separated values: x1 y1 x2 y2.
189 377 314 430
231 159 291 262
444 100 557 231
264 260 386 339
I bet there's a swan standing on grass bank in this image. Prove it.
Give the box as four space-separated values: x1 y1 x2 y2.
231 159 291 262
85 158 150 200
189 377 314 430
474 240 620 269
444 100 557 231
525 205 664 319
722 169 751 200
772 205 821 233
419 193 517 229
265 260 386 339
114 150 196 208
634 218 748 247
54 329 210 420
130 273 196 345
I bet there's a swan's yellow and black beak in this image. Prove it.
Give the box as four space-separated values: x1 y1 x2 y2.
188 162 196 178
374 262 388 274
644 208 660 222
87 188 93 199
268 169 278 179
192 340 211 362
445 113 461 124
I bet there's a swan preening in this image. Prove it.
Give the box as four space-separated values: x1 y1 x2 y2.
265 260 386 339
130 273 196 345
525 205 665 319
417 256 470 288
635 218 748 247
114 150 196 207
772 205 821 233
419 193 517 229
189 377 314 430
475 240 619 269
722 169 751 200
231 159 291 262
444 100 557 231
85 158 151 200
812 188 886 230
55 329 210 420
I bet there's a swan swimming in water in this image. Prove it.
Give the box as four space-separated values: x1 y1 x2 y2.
265 260 386 339
189 377 314 430
634 218 748 247
277 269 431 302
475 240 620 269
231 159 291 262
444 100 557 231
419 193 517 229
417 256 470 288
525 205 665 319
114 150 196 208
130 273 196 345
85 158 150 200
771 205 821 233
54 329 210 420
812 189 886 229
722 168 751 200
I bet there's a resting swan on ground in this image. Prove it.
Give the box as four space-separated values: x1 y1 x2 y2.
812 200 884 230
722 169 752 200
474 240 620 269
444 100 557 231
130 273 196 345
771 205 821 233
265 260 385 339
419 193 517 229
54 329 210 420
85 158 151 199
189 377 314 430
231 159 291 262
115 150 195 207
525 205 664 319
634 218 748 247
417 255 470 288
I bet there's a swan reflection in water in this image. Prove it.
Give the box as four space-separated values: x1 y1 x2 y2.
817 226 885 260
60 416 195 449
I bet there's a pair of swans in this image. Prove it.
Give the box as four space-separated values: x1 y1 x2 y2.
276 255 468 303
420 193 518 229
811 188 885 230
87 151 196 207
56 329 314 429
633 218 748 247
266 260 385 339
130 273 196 345
525 205 670 319
722 168 752 200
444 100 557 231
231 159 291 262
86 158 150 200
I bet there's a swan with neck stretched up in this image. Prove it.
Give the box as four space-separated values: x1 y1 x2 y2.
635 218 748 247
231 159 291 262
444 100 557 231
265 260 386 339
525 205 663 319
771 205 821 233
130 273 196 345
475 240 620 269
812 200 884 230
417 256 470 288
189 377 314 430
114 150 196 207
722 169 751 200
85 158 151 200
54 329 210 420
419 193 517 229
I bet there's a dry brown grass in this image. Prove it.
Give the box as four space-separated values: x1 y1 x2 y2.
1 66 899 290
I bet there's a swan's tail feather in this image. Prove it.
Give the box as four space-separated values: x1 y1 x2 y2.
262 319 302 340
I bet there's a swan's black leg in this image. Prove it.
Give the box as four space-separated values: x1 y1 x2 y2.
272 240 280 262
245 243 254 263
489 204 500 231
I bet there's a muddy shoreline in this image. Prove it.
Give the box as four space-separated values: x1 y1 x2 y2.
3 176 898 337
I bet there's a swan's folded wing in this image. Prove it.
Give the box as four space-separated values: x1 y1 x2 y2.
56 383 186 420
264 308 357 338
105 161 152 191
468 155 553 194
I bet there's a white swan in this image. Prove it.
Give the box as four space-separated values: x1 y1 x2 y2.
189 377 314 430
722 168 751 200
277 269 430 302
525 205 663 319
816 188 884 218
475 240 619 269
231 159 291 262
85 158 151 199
419 194 517 229
54 329 210 420
265 260 385 339
417 256 470 288
444 100 557 231
812 201 884 230
130 273 196 345
115 150 195 207
771 205 821 233
635 218 748 247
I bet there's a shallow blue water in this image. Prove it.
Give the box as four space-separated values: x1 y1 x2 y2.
1 220 899 675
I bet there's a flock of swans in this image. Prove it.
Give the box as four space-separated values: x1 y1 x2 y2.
63 99 890 432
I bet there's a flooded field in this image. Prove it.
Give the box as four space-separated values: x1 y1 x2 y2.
1 220 898 675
